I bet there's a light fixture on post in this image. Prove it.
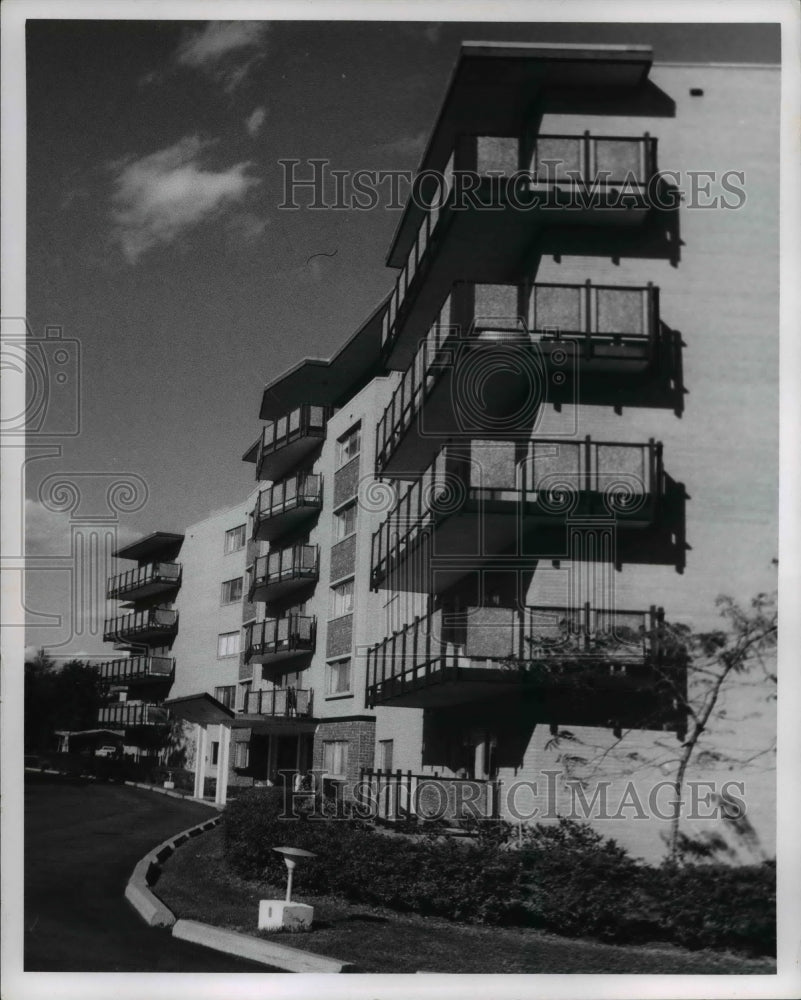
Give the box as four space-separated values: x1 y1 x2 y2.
258 846 317 932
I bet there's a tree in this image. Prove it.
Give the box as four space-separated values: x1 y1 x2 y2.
505 589 778 863
24 650 106 751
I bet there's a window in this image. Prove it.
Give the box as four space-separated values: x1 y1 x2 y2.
236 681 252 712
323 740 349 779
333 502 357 541
224 524 246 554
217 631 240 657
221 577 243 604
214 685 236 710
327 658 352 696
211 741 220 766
330 579 354 618
336 423 361 469
234 742 250 769
379 739 394 771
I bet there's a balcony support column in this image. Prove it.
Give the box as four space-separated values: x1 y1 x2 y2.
215 724 231 807
193 724 208 799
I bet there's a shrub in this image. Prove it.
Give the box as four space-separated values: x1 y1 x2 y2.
222 796 775 955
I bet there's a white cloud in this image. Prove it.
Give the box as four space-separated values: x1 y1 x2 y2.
25 498 140 556
176 21 269 93
109 135 261 263
245 106 267 137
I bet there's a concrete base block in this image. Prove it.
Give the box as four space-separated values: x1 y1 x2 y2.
258 900 314 932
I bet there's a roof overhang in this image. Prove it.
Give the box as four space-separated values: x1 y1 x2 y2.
256 294 390 421
113 532 185 562
387 41 654 267
164 692 235 725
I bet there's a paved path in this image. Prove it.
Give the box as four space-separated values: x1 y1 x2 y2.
24 773 277 971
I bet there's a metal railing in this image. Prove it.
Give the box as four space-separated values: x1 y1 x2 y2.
249 544 319 598
243 687 313 717
244 614 317 660
376 282 658 473
98 702 169 727
106 561 182 600
371 438 663 586
102 608 179 642
252 474 322 535
97 655 175 684
365 604 664 707
252 404 333 478
358 768 500 822
381 133 658 356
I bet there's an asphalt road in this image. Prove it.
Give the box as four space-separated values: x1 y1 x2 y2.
24 772 277 971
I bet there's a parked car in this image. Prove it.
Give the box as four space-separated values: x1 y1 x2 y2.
95 745 119 758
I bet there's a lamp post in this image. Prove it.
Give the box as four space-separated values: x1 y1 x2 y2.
273 846 316 903
258 846 317 932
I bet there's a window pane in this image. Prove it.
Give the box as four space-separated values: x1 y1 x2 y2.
225 525 246 553
221 577 243 603
217 631 240 657
327 659 351 695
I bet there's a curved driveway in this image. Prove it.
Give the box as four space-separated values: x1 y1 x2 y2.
24 773 274 971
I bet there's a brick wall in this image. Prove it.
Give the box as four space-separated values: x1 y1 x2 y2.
313 717 376 794
326 614 353 657
330 534 356 582
333 456 360 508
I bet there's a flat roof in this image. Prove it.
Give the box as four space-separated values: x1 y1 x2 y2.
386 41 654 267
256 293 390 422
164 692 235 725
113 531 185 561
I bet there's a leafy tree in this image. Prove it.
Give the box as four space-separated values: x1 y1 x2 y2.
24 649 105 750
504 589 777 862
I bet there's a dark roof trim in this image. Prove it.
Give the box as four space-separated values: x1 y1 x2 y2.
113 532 184 562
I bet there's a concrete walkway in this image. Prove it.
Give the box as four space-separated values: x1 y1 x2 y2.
24 772 278 971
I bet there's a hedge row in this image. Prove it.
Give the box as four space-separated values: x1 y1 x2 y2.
223 788 775 956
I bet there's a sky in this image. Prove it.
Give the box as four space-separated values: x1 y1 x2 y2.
22 17 782 659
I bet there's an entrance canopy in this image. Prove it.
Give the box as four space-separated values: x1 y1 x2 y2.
164 692 235 726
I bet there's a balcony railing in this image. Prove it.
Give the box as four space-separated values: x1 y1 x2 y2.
252 404 333 482
98 701 169 727
358 768 500 823
248 545 319 604
102 608 179 645
376 282 659 476
245 614 317 663
366 603 666 707
252 473 323 542
97 655 175 685
381 133 659 362
371 437 664 589
241 687 313 718
106 561 182 601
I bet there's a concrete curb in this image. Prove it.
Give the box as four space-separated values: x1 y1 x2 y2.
172 919 356 973
124 815 222 928
125 810 358 973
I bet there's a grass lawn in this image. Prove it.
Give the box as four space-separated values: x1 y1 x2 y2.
154 826 776 975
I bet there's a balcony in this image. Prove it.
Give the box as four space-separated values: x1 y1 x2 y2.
382 132 670 371
241 687 313 718
376 282 660 478
245 614 317 664
97 655 175 685
365 604 684 730
98 701 169 727
106 561 182 601
103 608 179 646
249 404 333 482
372 438 676 594
252 474 323 542
248 545 319 604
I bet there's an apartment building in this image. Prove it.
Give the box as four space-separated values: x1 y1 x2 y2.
99 42 777 862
